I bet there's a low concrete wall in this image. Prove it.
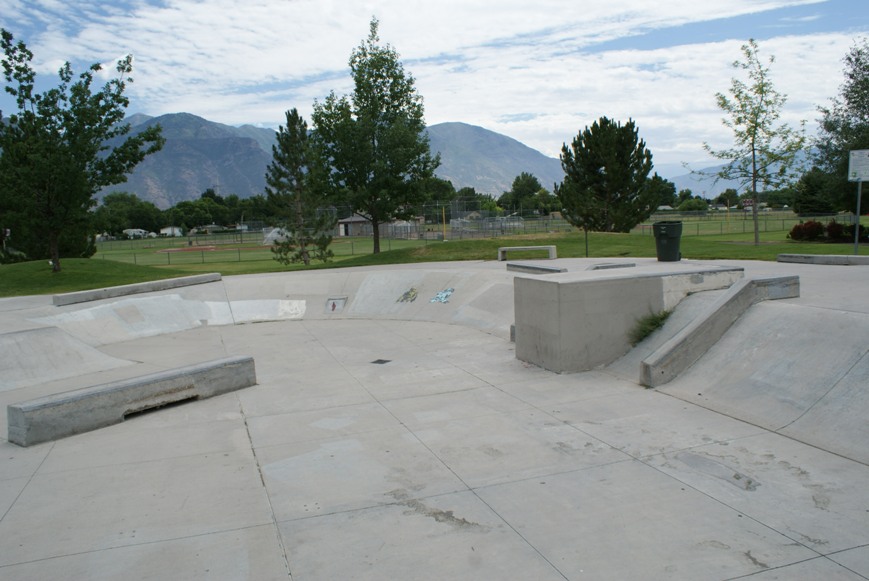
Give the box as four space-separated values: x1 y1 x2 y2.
777 254 869 266
640 276 799 388
7 356 256 446
53 273 222 306
513 267 744 373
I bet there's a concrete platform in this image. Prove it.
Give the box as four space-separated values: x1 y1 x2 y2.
1 258 868 580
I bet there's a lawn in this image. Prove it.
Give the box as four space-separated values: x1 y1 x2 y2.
0 229 862 298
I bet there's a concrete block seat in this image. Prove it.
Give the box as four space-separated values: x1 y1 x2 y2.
497 245 557 261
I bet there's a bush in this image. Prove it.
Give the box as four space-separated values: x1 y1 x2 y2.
845 223 869 243
788 220 825 241
826 220 848 242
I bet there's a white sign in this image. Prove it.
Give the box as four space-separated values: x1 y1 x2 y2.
848 150 869 182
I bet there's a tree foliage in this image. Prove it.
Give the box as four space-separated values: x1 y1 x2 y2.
0 29 164 270
92 192 162 236
815 37 869 212
555 117 656 233
265 108 335 266
311 18 439 253
703 39 806 244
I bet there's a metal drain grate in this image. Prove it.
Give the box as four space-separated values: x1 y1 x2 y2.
371 359 391 365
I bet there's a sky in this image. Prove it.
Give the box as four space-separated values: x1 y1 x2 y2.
0 0 867 178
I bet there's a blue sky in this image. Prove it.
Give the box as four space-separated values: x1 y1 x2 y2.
1 0 867 178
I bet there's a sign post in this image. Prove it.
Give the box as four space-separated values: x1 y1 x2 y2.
848 150 869 254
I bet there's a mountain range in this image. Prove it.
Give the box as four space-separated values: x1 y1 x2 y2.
104 113 727 208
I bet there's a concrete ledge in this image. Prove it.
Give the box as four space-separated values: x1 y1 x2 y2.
587 262 636 271
777 254 869 266
640 276 799 388
7 356 256 446
52 273 223 306
497 245 557 261
506 263 567 274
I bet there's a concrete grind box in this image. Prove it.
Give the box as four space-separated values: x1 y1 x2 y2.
513 267 743 373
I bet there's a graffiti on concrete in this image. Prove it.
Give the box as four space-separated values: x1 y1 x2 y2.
430 288 455 303
397 287 419 303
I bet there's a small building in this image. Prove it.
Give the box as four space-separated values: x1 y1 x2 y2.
337 214 373 237
160 226 183 237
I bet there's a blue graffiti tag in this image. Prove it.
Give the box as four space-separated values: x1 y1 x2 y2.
430 288 455 303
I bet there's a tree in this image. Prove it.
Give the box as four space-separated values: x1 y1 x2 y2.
703 39 806 244
647 174 676 208
311 18 439 253
793 168 835 215
265 108 335 266
677 197 709 212
715 188 739 208
0 29 164 271
815 37 869 212
555 116 656 235
676 188 694 206
498 172 544 213
92 192 162 236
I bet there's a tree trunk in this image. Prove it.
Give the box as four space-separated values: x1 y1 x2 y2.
371 219 381 254
49 231 61 273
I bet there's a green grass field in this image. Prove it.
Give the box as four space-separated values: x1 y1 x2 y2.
2 222 862 298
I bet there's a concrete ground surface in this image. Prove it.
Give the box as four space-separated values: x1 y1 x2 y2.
0 257 867 580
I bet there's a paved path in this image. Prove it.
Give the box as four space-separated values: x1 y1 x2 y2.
1 259 867 580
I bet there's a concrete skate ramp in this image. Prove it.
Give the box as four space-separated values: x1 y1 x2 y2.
658 301 869 464
0 327 133 392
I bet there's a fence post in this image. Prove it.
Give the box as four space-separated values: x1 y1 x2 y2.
133 253 137 265
201 251 204 263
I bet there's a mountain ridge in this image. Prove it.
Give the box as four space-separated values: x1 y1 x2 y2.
105 113 727 208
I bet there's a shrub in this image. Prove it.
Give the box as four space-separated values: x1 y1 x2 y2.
845 223 869 243
788 220 825 241
825 220 847 242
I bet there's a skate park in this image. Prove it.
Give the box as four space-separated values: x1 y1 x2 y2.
1 256 867 579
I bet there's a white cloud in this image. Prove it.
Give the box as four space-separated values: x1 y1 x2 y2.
0 0 865 174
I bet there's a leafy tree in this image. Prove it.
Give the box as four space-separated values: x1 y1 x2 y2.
715 188 739 208
677 189 694 206
265 108 335 266
456 186 498 212
166 200 212 231
647 174 677 208
815 37 869 213
555 116 656 234
498 172 544 213
677 197 709 212
311 18 439 253
703 39 806 244
0 29 164 271
793 168 835 215
92 192 162 236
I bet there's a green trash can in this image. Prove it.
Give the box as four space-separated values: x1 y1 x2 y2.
653 221 682 262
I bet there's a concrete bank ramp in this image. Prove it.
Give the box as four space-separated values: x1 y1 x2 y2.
658 301 869 465
0 327 133 392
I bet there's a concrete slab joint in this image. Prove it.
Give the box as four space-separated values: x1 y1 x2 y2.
640 276 800 388
7 355 257 446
